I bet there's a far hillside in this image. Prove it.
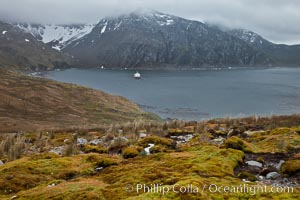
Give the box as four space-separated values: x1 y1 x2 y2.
0 68 158 132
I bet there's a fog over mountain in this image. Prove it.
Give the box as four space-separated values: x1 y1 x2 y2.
0 0 300 44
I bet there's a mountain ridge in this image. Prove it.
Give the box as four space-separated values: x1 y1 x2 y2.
63 10 273 68
228 28 300 66
0 68 157 132
1 10 300 71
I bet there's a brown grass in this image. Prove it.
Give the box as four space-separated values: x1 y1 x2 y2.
0 68 158 132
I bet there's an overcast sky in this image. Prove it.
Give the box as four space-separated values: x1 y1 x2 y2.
1 0 300 44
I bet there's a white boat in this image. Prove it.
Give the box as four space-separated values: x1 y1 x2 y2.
134 71 141 79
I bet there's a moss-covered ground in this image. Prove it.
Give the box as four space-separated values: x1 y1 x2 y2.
0 120 300 199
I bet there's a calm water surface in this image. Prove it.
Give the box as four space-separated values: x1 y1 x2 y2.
43 68 300 120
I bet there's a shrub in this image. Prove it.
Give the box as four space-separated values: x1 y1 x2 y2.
139 136 174 148
59 170 78 180
95 158 119 168
29 153 59 160
0 134 28 161
238 171 257 182
168 128 183 136
108 137 129 154
63 143 78 156
281 159 300 176
63 134 79 156
149 145 167 154
222 136 254 153
82 144 108 154
122 147 139 159
215 130 227 137
256 156 264 163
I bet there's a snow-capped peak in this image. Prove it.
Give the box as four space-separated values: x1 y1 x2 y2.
230 29 263 44
132 9 177 26
95 10 178 34
144 11 175 26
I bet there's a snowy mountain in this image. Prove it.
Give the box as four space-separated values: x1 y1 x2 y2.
2 10 300 70
17 23 95 50
0 21 72 71
63 10 272 68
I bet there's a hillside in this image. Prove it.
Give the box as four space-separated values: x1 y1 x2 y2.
0 68 156 132
0 21 72 72
228 29 300 67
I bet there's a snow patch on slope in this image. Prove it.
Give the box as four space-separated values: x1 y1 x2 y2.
114 21 122 30
17 24 95 50
240 30 261 44
145 11 176 26
100 21 108 34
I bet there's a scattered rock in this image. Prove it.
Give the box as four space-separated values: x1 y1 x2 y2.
63 139 69 143
282 178 289 184
259 167 277 176
258 175 264 181
211 136 225 145
227 129 240 137
244 130 264 136
170 134 194 144
246 160 263 168
139 133 147 138
49 146 64 155
0 160 4 166
266 172 280 180
110 137 129 147
89 139 103 145
119 137 129 142
77 138 88 145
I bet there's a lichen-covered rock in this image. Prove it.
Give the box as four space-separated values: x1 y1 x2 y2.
246 160 263 168
266 172 280 180
77 138 88 145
